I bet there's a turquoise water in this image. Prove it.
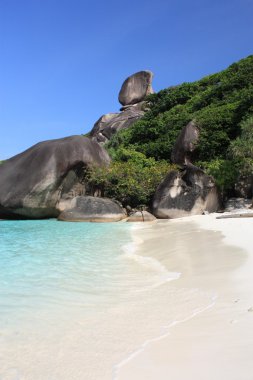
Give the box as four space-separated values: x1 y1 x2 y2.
0 219 214 380
0 219 182 380
0 220 134 328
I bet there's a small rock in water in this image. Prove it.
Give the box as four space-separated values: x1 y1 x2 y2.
126 210 156 222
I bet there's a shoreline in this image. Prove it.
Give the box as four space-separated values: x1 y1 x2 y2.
1 216 253 379
116 214 253 380
113 293 217 380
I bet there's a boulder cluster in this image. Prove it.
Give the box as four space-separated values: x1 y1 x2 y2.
90 71 154 143
0 70 220 221
152 120 220 218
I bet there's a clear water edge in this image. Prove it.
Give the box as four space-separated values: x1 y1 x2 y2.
0 219 215 380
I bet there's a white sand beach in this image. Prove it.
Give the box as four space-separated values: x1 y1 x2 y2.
117 214 253 380
1 215 253 380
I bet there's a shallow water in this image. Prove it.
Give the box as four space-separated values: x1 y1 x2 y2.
0 220 134 324
0 219 214 380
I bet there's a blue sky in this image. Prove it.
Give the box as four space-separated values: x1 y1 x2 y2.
0 0 252 159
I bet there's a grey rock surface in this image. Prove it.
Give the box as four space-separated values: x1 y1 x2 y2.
234 174 253 198
58 196 126 222
0 136 110 219
152 167 220 219
118 71 154 106
89 71 154 144
90 104 145 144
171 121 200 166
224 197 252 212
126 211 156 222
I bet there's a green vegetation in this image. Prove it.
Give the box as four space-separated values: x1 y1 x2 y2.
229 115 253 178
198 115 253 195
109 55 253 163
88 56 253 206
87 148 174 208
199 159 239 197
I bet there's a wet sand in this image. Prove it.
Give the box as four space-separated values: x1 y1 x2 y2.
117 214 253 380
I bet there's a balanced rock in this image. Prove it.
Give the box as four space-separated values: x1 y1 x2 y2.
126 211 156 222
118 71 154 106
90 103 145 144
0 136 110 219
152 167 220 219
90 70 154 144
171 121 199 166
58 196 126 222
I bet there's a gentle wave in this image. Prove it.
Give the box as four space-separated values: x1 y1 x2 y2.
112 293 217 380
121 237 181 291
0 219 219 380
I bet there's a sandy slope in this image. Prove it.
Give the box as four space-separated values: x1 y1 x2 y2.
117 214 253 380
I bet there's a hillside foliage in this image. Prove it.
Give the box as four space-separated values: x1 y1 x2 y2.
108 55 253 163
88 56 253 206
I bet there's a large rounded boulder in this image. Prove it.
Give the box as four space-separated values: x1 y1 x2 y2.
118 71 154 106
58 196 126 222
152 167 220 219
0 136 110 219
